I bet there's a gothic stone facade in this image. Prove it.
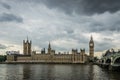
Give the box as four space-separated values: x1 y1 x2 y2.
23 38 32 55
7 49 88 63
30 49 88 63
89 36 94 60
7 37 94 63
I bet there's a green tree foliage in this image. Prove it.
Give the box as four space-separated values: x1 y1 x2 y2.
0 55 6 62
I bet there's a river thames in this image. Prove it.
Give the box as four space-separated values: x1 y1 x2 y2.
0 64 120 80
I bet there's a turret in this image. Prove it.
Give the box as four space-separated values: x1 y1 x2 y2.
89 35 94 59
23 37 32 55
48 42 51 54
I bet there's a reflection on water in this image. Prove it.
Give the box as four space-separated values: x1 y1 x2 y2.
0 64 120 80
23 65 31 79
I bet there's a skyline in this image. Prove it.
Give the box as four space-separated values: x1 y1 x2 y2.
0 0 120 57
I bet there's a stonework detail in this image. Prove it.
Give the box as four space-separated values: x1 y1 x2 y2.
89 35 94 59
6 36 94 63
23 38 32 55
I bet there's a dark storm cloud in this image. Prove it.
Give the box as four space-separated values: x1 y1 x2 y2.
12 0 120 15
81 0 120 14
33 0 120 15
89 22 120 32
0 44 7 49
0 2 11 9
0 13 23 23
0 0 119 55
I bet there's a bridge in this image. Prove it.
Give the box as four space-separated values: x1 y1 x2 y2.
98 49 120 70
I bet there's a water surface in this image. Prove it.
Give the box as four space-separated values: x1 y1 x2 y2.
0 64 120 80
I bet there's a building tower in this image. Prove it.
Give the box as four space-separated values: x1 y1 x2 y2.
23 37 32 55
48 42 51 54
81 49 85 62
89 35 94 59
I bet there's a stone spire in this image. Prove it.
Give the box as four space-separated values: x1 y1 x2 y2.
90 35 93 42
48 41 51 49
26 36 29 42
48 41 51 54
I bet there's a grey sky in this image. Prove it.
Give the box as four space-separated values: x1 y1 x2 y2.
0 0 120 57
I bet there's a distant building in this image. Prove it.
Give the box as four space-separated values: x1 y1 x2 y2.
6 51 20 55
23 37 32 55
89 35 94 60
6 51 20 61
41 48 45 54
6 36 94 63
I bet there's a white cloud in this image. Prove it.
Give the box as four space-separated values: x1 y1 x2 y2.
0 1 120 58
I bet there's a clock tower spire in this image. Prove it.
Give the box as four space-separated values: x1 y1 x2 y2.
89 35 94 59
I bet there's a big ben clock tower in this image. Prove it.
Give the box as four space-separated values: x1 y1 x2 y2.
89 35 94 59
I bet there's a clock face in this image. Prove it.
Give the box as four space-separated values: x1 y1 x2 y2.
90 43 93 46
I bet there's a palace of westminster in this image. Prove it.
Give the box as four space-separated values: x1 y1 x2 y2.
6 36 94 63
